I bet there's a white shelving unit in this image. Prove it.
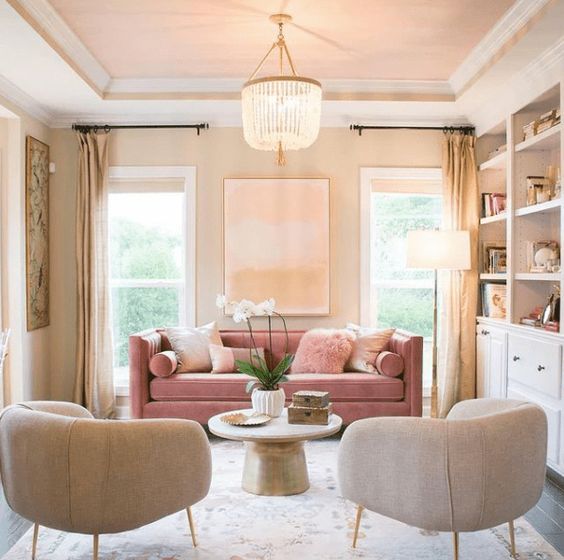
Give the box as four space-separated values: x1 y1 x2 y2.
476 83 564 477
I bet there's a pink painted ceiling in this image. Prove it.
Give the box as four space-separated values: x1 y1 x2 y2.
48 0 516 80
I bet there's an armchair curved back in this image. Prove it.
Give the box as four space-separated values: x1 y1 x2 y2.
0 401 212 535
338 399 547 532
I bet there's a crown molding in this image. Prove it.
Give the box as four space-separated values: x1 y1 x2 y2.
0 74 54 125
470 36 564 135
449 0 554 95
6 0 110 95
105 77 454 102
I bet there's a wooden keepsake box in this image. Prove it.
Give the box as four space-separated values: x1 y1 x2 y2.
287 403 333 425
292 390 330 409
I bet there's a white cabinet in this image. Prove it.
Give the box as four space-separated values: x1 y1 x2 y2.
477 318 564 476
475 323 507 399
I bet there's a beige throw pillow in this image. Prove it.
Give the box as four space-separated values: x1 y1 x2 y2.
346 323 396 373
209 344 266 373
166 322 222 372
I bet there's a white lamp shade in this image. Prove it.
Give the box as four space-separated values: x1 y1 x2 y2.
406 230 471 270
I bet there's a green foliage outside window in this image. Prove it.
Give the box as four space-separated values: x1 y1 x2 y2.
110 218 183 367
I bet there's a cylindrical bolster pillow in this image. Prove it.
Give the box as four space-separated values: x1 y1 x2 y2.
149 351 178 378
375 351 404 377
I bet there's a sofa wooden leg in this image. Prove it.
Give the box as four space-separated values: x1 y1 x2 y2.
352 505 364 548
93 534 98 560
187 507 197 547
452 532 459 560
508 520 516 557
31 523 39 560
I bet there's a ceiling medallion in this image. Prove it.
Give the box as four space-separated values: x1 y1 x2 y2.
241 14 322 166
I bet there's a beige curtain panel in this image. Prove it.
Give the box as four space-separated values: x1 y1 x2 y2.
74 131 115 418
438 132 479 417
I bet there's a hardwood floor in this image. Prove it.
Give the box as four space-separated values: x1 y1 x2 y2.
0 490 30 558
2 476 564 557
525 477 564 554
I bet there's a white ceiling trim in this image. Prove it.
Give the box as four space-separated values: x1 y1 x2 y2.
6 0 110 94
0 74 54 124
449 0 554 95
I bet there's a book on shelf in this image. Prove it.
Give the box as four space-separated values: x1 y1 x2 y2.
481 283 506 319
520 306 544 327
522 107 561 140
482 243 507 274
482 192 506 217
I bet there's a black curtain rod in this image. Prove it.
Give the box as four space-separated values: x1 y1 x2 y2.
350 124 474 136
72 123 210 135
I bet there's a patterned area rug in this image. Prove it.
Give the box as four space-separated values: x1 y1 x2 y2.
3 438 562 559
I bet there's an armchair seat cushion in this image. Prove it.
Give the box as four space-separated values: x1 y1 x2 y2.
150 372 404 402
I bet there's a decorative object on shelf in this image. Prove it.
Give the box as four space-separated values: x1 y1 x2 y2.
25 136 50 331
216 295 293 418
541 285 560 327
526 176 552 205
547 165 561 199
526 241 559 272
481 192 506 217
406 229 471 418
220 412 272 427
520 306 543 327
241 13 322 166
223 177 330 315
481 283 507 319
483 243 507 274
288 391 332 425
487 144 506 160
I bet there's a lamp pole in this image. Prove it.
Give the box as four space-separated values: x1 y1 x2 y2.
431 268 438 418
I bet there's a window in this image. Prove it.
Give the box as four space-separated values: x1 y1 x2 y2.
361 168 442 390
108 167 196 389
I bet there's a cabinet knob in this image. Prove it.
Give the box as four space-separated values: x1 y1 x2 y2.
538 365 546 372
481 329 490 335
512 355 520 361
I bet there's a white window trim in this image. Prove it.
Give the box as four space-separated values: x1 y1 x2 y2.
360 167 442 398
108 165 197 327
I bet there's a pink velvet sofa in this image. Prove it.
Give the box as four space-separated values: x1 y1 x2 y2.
129 329 423 425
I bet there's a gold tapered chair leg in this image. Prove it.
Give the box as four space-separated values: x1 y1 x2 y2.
352 505 364 548
93 534 98 560
452 532 459 560
508 520 516 557
31 523 39 560
187 507 197 547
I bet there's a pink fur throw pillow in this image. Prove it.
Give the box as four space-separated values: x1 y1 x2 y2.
291 329 354 374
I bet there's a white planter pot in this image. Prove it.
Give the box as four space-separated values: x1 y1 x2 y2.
251 387 285 418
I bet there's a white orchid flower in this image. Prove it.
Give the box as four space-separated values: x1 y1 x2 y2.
216 294 227 309
260 298 276 316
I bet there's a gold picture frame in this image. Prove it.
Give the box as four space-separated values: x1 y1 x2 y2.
25 136 50 331
223 177 331 316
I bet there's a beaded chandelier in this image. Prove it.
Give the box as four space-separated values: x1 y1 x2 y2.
241 14 322 166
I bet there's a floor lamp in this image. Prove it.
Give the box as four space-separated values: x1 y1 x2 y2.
406 230 471 418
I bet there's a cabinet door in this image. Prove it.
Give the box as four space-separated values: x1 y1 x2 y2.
488 328 507 398
476 326 490 398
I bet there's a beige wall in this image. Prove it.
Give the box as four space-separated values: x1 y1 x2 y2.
49 126 442 400
0 96 51 405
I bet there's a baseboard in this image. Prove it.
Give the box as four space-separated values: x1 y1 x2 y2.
547 465 564 490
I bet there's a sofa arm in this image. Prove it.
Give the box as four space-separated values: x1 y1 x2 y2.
389 330 423 416
129 329 163 418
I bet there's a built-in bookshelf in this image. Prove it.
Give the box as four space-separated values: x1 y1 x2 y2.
477 83 562 335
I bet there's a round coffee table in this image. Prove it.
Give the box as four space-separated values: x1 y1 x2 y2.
209 408 342 496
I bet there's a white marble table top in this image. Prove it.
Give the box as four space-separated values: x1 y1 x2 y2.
208 408 342 443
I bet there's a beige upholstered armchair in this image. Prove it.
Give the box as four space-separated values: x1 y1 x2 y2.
0 401 212 559
338 399 547 559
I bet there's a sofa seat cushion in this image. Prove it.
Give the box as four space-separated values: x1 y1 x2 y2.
150 373 404 402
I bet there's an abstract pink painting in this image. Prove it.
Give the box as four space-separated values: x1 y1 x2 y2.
223 178 330 315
